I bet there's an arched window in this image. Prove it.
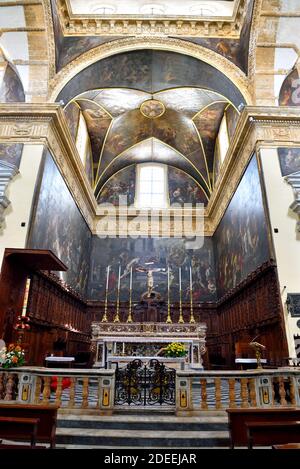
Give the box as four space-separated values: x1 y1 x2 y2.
136 163 168 209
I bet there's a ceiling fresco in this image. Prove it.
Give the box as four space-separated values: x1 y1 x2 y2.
61 50 241 203
57 50 245 106
51 1 252 73
64 85 239 198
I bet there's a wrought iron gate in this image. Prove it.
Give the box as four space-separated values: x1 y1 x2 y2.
114 359 176 406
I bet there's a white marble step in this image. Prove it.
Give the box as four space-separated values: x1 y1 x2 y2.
56 428 229 439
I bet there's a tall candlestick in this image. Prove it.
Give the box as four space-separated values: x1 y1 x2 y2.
189 265 195 323
178 268 184 323
127 267 133 323
102 266 109 322
114 265 121 322
21 278 31 317
166 266 172 323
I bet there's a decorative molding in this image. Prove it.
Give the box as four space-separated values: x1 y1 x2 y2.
43 0 56 80
57 0 247 39
207 106 300 233
0 104 97 230
1 105 300 236
286 171 300 231
48 36 252 104
0 160 19 229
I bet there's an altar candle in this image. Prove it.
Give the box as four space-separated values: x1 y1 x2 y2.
118 265 121 290
22 278 31 317
106 265 110 291
179 267 182 290
189 266 192 290
130 266 132 290
167 266 170 291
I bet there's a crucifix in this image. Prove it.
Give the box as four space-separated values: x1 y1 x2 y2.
136 266 165 298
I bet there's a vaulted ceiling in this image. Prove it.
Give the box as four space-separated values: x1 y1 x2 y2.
65 85 238 200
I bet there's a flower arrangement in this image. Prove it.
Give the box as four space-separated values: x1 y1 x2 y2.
164 342 187 358
0 343 25 369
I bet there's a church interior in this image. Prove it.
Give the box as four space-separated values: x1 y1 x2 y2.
0 0 300 450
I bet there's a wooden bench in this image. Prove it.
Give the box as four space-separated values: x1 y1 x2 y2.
0 416 40 448
246 420 300 449
0 404 59 449
227 408 300 448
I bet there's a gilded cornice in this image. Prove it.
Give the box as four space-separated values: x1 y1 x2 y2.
48 36 252 104
207 106 300 232
57 0 246 39
0 103 97 229
248 0 262 83
1 105 300 237
43 0 56 80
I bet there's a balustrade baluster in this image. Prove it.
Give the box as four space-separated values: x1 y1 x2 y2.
214 378 222 409
4 373 15 401
34 376 42 403
82 377 89 408
200 378 208 410
228 378 236 408
42 376 51 404
0 372 4 399
240 378 249 408
289 377 296 406
278 376 287 406
249 378 257 407
55 376 63 406
68 378 76 408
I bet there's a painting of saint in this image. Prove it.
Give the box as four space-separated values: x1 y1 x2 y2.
279 68 300 107
88 237 217 303
168 167 207 206
97 166 136 206
27 151 92 297
214 155 270 297
278 147 300 176
0 143 23 168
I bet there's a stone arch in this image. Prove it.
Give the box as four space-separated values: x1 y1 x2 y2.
49 37 252 104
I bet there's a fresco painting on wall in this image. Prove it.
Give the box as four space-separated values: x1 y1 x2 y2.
214 155 270 297
278 147 300 176
64 102 80 141
168 167 207 206
225 105 240 142
180 0 254 74
0 64 25 103
193 102 226 177
58 50 245 108
27 151 92 297
98 166 136 206
213 140 222 186
279 68 300 106
88 237 217 303
0 143 23 168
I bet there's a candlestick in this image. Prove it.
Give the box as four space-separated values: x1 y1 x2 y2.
127 267 133 323
21 278 31 317
102 266 109 322
166 266 172 324
178 267 184 324
114 265 121 323
189 265 195 323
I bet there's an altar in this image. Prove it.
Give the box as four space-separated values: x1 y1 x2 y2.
91 322 207 369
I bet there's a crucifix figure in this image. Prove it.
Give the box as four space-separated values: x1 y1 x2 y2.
136 266 165 298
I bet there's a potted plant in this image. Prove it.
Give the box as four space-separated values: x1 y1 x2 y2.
164 342 187 358
0 343 25 368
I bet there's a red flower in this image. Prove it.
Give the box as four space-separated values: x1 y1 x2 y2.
50 376 71 392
